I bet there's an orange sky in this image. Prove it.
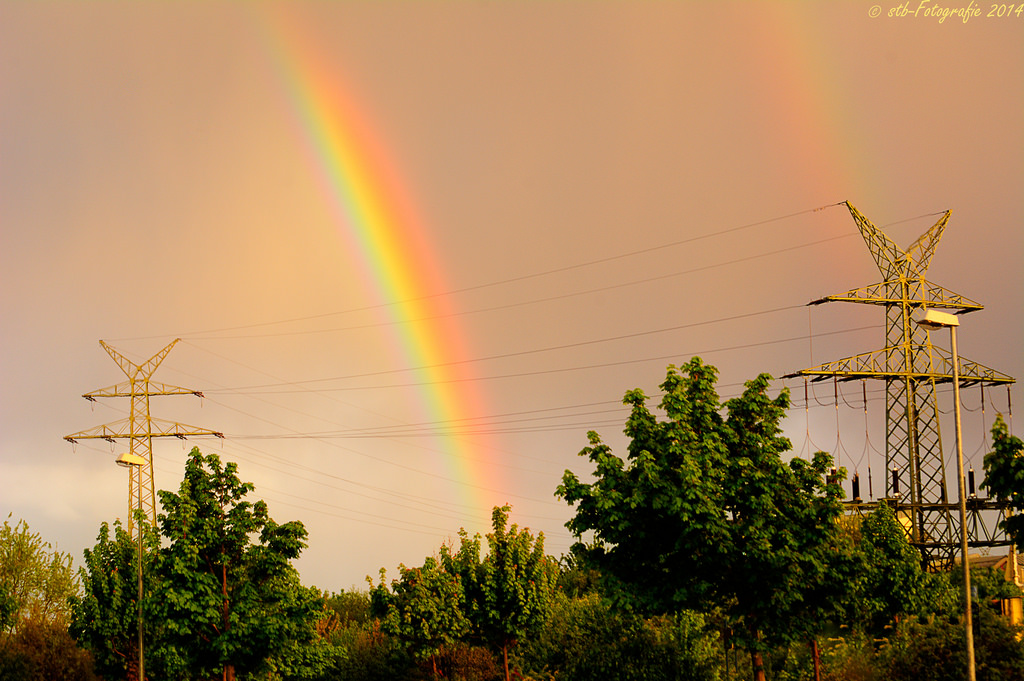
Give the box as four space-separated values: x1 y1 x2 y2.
1 2 1021 590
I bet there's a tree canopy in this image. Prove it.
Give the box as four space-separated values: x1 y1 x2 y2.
440 505 558 681
371 505 557 681
123 448 318 681
70 518 158 681
558 358 853 673
844 503 951 632
0 514 76 634
981 415 1024 545
369 556 470 676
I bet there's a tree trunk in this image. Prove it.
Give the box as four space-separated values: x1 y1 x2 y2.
222 563 233 681
751 650 766 681
811 638 821 681
502 641 511 681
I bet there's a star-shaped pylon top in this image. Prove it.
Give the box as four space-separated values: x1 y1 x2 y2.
100 338 182 381
845 201 950 281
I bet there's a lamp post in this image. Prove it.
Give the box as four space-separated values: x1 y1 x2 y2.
116 452 147 681
917 309 975 681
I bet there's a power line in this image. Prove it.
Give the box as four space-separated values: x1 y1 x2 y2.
209 304 807 392
110 202 846 342
212 323 876 395
187 231 856 341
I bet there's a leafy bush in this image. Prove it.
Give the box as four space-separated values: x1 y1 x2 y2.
325 618 412 681
517 592 720 681
772 633 881 681
0 619 98 681
880 608 1024 681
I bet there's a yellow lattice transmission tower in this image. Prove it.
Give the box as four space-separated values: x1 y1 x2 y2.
65 339 223 537
786 202 1015 569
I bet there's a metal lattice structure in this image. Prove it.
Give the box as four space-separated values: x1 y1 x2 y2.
786 202 1015 569
65 339 223 537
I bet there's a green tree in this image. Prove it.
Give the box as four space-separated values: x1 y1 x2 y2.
441 505 558 681
0 516 93 681
981 415 1024 545
0 514 77 633
149 447 317 681
558 359 852 681
846 503 952 632
70 518 159 681
369 557 471 678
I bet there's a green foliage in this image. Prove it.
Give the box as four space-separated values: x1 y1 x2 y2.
845 503 952 631
880 607 1024 681
0 590 13 637
69 517 159 680
961 565 1024 603
517 590 721 681
148 447 318 680
554 549 602 599
814 634 880 681
369 556 471 671
0 514 77 633
324 618 412 681
324 588 373 628
772 633 881 681
981 415 1024 545
255 586 345 681
370 505 557 681
558 359 852 653
441 505 559 681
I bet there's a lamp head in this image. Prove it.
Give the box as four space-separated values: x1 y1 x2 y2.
116 452 147 468
917 309 960 330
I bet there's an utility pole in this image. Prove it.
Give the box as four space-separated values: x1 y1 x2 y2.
785 202 1014 568
65 339 223 538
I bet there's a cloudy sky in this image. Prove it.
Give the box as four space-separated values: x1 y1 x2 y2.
1 2 1021 591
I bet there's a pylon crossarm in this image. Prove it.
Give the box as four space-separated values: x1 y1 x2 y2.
810 279 983 312
144 417 224 439
83 381 204 400
919 349 1016 386
785 347 909 379
65 417 224 443
843 501 1013 548
785 346 1015 385
65 419 133 443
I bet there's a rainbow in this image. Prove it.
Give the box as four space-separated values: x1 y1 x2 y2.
751 5 881 210
256 8 493 522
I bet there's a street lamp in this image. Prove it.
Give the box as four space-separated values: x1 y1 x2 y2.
917 308 975 681
116 452 146 681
